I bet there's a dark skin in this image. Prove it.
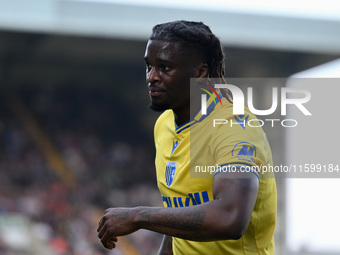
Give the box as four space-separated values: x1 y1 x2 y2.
97 40 259 253
158 235 173 255
145 40 205 125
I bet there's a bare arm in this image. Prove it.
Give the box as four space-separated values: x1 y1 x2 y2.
157 235 173 255
97 172 259 249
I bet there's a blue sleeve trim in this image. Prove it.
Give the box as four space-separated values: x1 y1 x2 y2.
213 165 260 180
219 162 254 168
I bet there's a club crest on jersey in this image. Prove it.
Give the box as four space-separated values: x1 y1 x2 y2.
232 142 256 163
165 161 177 187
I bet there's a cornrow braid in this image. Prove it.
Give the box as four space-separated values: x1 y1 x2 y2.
150 20 226 84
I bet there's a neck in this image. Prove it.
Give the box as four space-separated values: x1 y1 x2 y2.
173 97 202 126
173 109 190 126
173 111 190 125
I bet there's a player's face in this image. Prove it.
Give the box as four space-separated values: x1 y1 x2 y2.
144 40 200 113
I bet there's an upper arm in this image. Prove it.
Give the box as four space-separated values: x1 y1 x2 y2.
212 171 259 239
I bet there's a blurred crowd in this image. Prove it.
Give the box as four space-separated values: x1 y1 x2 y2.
0 87 162 255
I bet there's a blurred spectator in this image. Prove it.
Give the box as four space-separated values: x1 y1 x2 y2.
0 88 162 255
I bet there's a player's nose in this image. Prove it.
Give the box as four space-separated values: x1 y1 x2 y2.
147 67 161 84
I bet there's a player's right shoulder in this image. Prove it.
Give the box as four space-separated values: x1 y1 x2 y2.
154 110 174 132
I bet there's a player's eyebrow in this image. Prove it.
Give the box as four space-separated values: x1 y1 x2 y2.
157 58 175 65
144 56 174 65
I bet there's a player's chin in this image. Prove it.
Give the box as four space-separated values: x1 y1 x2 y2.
149 102 169 112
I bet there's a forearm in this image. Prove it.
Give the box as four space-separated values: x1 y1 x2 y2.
157 235 173 255
98 175 258 251
98 173 258 249
135 200 243 241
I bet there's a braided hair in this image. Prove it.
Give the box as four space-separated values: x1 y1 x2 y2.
150 20 226 84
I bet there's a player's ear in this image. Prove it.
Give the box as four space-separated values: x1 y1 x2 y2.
196 63 209 79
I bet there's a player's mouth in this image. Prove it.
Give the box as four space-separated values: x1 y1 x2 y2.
149 86 166 97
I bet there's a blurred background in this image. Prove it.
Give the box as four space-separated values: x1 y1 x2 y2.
0 0 340 254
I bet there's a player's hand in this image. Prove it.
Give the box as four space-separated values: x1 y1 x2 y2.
97 207 139 249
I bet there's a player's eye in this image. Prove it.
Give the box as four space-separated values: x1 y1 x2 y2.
160 65 170 72
146 63 152 72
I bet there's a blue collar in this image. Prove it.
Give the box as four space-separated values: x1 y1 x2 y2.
174 89 223 134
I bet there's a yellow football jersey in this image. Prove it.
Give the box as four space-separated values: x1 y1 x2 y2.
154 93 277 255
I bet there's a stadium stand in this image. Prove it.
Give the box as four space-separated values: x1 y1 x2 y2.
0 87 162 255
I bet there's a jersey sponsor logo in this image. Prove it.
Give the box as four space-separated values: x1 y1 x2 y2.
165 161 177 187
162 191 210 208
232 142 256 163
171 141 179 156
234 114 249 129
